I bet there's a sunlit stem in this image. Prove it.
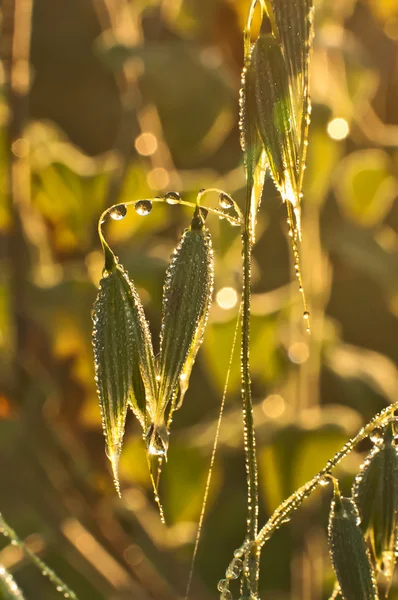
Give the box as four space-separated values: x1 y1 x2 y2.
196 187 244 222
97 195 242 255
185 305 241 600
240 224 259 595
254 401 398 549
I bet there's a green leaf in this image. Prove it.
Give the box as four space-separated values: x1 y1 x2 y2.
92 249 157 491
149 208 214 456
328 491 379 600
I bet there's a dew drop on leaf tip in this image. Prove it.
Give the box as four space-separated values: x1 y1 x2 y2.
109 204 127 220
146 423 169 457
135 200 153 216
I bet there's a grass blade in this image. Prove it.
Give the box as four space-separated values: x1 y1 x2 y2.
185 305 241 600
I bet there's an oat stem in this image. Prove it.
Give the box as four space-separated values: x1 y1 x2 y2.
239 204 260 595
255 401 398 549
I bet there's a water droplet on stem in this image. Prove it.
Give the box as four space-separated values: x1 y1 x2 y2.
219 192 234 210
135 200 153 216
109 204 127 220
164 191 181 205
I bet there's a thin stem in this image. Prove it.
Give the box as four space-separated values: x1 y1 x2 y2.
240 225 259 595
97 196 242 252
255 401 398 548
185 305 241 600
0 513 78 600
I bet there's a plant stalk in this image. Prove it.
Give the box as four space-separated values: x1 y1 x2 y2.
240 214 260 593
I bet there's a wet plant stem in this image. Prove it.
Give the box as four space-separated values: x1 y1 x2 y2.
240 218 260 593
255 401 398 549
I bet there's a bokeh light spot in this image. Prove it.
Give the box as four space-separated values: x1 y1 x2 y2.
134 132 158 156
262 394 285 419
216 287 238 310
288 342 309 364
327 118 349 141
147 168 169 190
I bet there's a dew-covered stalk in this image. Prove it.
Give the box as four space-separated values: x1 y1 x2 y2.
240 224 260 592
255 402 398 549
0 513 78 599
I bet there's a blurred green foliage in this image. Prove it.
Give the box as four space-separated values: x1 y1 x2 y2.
0 0 398 598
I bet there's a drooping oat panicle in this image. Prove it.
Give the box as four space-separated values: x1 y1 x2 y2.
92 240 157 491
242 1 314 324
147 207 214 457
266 0 314 193
249 24 300 220
328 483 379 600
352 423 398 588
239 51 267 241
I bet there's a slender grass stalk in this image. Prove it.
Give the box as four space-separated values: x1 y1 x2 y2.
185 305 241 600
0 513 78 600
255 401 398 549
240 226 259 595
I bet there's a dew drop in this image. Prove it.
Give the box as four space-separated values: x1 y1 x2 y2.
219 192 234 210
217 579 228 592
164 191 181 205
303 311 310 320
135 200 152 216
370 427 383 446
319 476 330 487
109 204 127 220
221 591 232 600
146 423 169 456
226 557 243 579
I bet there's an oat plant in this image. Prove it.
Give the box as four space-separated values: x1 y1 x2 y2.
92 1 398 599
